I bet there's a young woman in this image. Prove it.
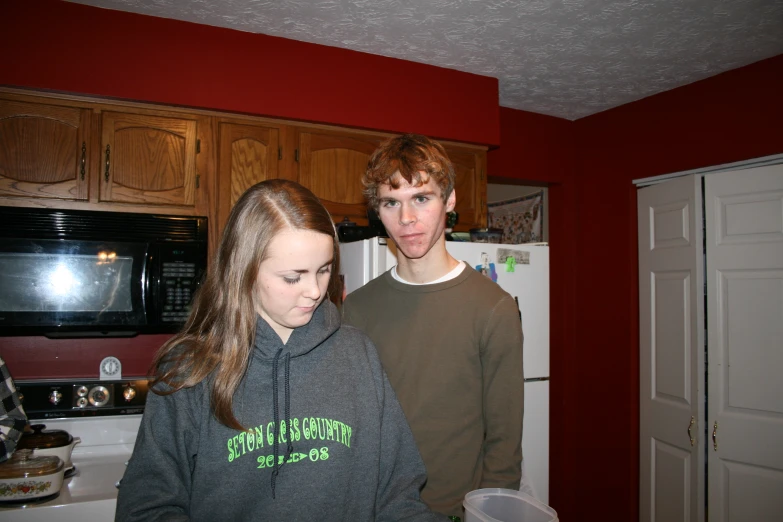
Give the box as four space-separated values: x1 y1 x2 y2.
116 180 445 521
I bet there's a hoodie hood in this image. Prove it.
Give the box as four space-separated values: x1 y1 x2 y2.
252 299 341 359
251 299 341 499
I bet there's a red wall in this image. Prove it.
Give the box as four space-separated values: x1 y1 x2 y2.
489 54 783 522
0 335 172 380
488 109 575 184
1 0 500 146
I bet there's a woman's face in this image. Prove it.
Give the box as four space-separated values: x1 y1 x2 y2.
253 229 334 343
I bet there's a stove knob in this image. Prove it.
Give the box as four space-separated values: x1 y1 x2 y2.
88 385 111 407
49 390 63 405
76 385 89 397
123 386 137 402
76 397 88 408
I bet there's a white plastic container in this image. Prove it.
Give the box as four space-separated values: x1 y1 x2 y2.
464 488 558 522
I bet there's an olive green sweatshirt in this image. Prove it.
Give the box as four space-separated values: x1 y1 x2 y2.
343 264 524 517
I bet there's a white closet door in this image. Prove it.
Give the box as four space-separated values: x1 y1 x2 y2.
638 175 705 522
705 165 783 522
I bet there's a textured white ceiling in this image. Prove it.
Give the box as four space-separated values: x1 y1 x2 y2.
68 0 783 120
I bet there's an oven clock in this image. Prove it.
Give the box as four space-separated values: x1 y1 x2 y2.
100 356 122 380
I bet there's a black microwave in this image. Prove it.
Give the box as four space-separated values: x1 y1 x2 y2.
0 207 208 337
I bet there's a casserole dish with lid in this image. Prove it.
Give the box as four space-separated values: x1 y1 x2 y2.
17 424 81 471
0 449 65 502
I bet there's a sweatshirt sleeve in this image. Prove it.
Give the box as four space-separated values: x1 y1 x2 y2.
479 295 524 490
115 383 202 522
369 345 449 522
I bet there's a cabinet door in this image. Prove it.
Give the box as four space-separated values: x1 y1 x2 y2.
0 99 91 201
217 122 280 234
298 131 384 225
445 145 487 231
100 111 198 206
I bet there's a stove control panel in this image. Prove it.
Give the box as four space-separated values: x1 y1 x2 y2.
17 379 150 419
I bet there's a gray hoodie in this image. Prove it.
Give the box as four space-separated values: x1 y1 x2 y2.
116 301 446 522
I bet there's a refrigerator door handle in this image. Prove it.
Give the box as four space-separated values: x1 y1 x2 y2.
524 377 550 382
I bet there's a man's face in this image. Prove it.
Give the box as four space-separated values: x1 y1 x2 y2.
376 173 455 261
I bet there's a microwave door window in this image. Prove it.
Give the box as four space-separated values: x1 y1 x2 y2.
0 253 134 314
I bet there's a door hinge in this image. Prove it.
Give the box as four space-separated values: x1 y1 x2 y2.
295 148 300 162
196 139 201 154
195 173 200 189
278 146 282 160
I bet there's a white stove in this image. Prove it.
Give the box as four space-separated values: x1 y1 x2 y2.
1 379 147 521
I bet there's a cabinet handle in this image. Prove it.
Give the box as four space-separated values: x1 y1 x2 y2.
687 416 695 447
80 142 86 180
712 421 718 451
104 144 111 182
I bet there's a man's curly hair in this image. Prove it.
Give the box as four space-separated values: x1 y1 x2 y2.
363 134 455 210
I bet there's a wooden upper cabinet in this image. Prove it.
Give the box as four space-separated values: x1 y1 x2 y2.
297 130 385 225
100 111 198 207
0 89 488 245
0 98 91 201
216 121 280 234
444 145 487 231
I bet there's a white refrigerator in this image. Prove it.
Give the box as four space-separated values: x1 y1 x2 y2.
339 237 550 504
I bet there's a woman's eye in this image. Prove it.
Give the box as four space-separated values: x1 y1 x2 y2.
284 277 300 285
318 266 331 275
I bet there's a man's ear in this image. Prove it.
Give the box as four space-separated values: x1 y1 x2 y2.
446 188 456 212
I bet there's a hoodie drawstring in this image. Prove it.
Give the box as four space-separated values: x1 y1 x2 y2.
284 352 294 461
270 348 293 499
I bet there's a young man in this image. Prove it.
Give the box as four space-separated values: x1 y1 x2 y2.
342 134 524 518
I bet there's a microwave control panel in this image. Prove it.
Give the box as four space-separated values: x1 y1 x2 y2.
161 261 198 322
156 244 207 324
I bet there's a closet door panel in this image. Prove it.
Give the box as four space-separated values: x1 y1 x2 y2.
706 164 783 522
637 175 704 522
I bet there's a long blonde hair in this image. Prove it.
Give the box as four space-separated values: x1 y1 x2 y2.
150 179 341 430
